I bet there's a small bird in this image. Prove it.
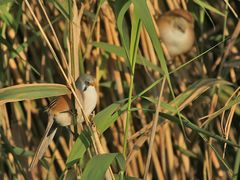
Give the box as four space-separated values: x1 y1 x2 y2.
29 74 97 169
157 9 195 57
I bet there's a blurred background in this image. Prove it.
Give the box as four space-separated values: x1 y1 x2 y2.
0 0 240 179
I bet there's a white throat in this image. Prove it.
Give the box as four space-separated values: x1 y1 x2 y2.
83 86 97 116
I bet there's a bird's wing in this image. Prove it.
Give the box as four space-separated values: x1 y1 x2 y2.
48 89 84 115
47 94 73 114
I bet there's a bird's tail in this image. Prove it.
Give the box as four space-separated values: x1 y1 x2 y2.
29 116 57 170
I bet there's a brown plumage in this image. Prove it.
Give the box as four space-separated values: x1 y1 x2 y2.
29 93 81 169
157 9 195 57
29 74 97 170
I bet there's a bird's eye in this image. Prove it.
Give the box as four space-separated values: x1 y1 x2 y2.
83 81 90 91
85 81 90 86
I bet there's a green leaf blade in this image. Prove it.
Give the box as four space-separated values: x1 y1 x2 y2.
0 83 70 104
81 153 125 180
66 130 91 167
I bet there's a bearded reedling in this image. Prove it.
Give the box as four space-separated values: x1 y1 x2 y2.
29 74 97 169
157 9 195 57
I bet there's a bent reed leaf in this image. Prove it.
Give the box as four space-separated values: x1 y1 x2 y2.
0 83 70 104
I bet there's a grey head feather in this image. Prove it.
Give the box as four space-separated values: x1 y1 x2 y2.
75 74 95 91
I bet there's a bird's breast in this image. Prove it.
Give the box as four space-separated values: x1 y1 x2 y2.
54 112 72 126
83 86 97 116
159 23 194 56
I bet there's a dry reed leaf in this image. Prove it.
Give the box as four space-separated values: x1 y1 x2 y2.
71 1 84 78
1 0 240 179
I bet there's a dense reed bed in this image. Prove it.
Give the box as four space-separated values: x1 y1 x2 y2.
0 0 240 179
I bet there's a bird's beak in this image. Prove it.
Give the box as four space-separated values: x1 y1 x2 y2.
89 80 96 87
